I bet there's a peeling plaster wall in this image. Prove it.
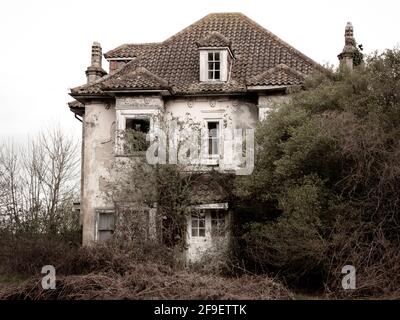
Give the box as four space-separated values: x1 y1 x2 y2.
258 94 289 120
81 101 116 245
165 96 258 130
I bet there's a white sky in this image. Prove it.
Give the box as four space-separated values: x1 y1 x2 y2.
0 0 399 142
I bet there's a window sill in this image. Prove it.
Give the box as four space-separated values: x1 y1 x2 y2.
203 157 219 166
201 80 227 83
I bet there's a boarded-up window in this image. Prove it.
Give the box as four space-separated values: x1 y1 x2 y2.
98 212 115 242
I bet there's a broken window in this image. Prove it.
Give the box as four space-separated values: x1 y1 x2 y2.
124 118 150 153
98 212 115 242
207 121 219 156
211 210 226 237
191 211 206 237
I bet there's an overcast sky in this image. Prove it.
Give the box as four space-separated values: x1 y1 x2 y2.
0 0 399 142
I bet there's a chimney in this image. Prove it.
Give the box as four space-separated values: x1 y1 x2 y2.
338 22 357 70
86 42 107 84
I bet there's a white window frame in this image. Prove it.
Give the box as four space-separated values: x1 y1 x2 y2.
199 49 228 82
207 51 221 81
115 110 155 156
203 118 223 165
95 209 115 242
187 203 229 240
191 211 206 237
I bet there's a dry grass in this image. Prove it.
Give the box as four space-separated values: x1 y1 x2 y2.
0 262 292 300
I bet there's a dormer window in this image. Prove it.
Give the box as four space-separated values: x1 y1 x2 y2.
196 32 233 83
199 49 230 82
207 51 221 81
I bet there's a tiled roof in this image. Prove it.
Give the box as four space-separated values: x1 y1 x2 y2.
71 13 320 96
102 65 169 90
68 100 84 116
68 100 84 108
104 43 162 59
196 32 231 48
247 64 305 86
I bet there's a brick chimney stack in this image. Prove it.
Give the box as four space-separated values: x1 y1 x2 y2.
86 42 107 84
338 22 357 70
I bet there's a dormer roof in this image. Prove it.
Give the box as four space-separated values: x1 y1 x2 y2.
195 32 231 48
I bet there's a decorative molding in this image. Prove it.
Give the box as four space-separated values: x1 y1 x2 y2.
190 203 229 210
232 106 244 114
201 109 225 114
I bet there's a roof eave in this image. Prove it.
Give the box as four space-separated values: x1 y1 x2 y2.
246 85 299 92
69 106 85 117
69 93 113 103
105 89 171 96
197 46 234 58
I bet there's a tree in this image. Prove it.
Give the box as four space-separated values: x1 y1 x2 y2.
235 49 400 296
0 128 80 237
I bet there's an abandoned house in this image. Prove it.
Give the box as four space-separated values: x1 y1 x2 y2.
68 13 356 262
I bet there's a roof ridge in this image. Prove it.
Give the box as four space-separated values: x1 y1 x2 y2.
104 42 162 58
247 63 305 85
162 13 242 43
128 66 169 87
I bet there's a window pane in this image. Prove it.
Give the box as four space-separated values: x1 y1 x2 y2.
214 62 220 71
98 213 114 231
208 52 213 61
214 71 220 80
199 219 205 228
124 118 150 153
208 122 218 131
207 122 219 155
199 229 205 237
192 228 198 237
214 52 220 60
211 211 226 236
126 118 150 133
209 128 218 138
208 71 213 80
99 230 113 242
212 138 219 154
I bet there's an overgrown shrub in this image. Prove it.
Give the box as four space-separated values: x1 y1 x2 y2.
234 49 400 297
0 231 176 278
